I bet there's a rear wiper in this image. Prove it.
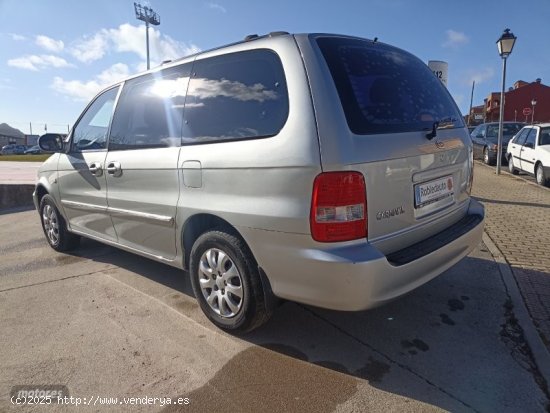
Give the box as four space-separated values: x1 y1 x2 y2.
425 122 439 140
425 117 457 140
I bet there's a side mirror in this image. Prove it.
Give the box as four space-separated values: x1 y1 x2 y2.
38 133 64 152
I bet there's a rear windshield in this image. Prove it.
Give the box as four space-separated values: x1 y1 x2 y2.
486 123 524 139
316 37 463 135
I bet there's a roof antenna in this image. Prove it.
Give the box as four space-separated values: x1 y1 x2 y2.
373 37 378 43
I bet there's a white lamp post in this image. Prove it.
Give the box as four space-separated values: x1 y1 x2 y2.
496 28 517 175
531 98 537 124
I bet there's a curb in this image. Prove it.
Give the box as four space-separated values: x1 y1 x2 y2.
482 232 550 387
0 184 34 210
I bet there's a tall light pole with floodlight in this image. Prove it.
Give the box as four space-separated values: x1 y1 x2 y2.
134 2 160 70
531 98 537 124
495 28 517 175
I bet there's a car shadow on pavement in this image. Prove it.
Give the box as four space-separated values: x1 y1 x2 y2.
475 196 550 209
69 239 549 412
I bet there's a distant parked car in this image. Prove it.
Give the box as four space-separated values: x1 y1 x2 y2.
24 145 43 154
507 123 550 187
470 122 525 165
1 144 26 155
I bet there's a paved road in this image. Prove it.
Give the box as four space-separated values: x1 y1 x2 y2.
0 210 548 412
472 162 550 351
0 161 42 184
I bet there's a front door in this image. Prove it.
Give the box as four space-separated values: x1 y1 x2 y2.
57 86 120 241
104 64 191 260
520 128 537 174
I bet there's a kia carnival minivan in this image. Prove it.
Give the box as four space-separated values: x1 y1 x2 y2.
35 32 484 332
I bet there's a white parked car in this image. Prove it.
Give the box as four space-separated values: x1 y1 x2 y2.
507 124 550 187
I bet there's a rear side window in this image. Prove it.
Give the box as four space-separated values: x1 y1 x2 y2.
109 64 192 150
316 37 463 135
182 49 288 144
540 128 550 146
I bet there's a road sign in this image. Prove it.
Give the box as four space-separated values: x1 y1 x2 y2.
523 107 532 116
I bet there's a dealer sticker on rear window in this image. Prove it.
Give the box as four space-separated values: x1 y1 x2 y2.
414 175 454 209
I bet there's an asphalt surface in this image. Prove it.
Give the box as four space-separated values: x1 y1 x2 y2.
1 210 548 412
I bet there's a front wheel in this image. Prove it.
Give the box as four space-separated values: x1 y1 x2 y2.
39 194 80 251
536 163 549 187
483 147 494 165
189 230 272 333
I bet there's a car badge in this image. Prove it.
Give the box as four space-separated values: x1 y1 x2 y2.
435 140 445 149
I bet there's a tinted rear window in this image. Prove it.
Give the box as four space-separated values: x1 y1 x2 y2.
486 123 524 139
317 37 463 135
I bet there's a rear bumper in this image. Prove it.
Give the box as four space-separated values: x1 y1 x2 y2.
238 198 484 311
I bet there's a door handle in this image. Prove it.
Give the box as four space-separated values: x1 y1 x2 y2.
89 162 103 176
106 161 122 177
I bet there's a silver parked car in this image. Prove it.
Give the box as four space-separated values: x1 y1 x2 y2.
35 32 484 332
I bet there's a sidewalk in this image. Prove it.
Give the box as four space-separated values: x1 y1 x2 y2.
472 162 550 349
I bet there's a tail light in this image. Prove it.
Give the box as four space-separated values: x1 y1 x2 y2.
310 171 367 242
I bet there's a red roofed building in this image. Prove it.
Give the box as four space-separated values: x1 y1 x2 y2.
484 78 550 123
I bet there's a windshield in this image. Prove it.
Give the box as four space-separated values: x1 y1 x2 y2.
316 36 463 135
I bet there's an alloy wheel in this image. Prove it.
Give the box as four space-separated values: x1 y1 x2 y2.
198 248 244 318
42 204 59 245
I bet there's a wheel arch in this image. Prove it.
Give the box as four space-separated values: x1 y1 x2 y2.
181 213 277 310
181 213 248 271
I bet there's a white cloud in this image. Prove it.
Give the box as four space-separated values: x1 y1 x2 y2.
70 32 109 63
465 67 495 85
8 55 74 71
443 30 469 48
207 2 227 13
9 33 26 41
35 35 65 53
51 63 130 101
70 23 200 65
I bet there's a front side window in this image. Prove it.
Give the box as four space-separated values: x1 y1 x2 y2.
72 86 119 151
182 49 289 144
514 128 530 145
525 128 537 147
317 37 463 135
109 64 191 150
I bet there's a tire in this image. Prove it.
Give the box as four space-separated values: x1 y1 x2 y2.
483 147 494 165
508 156 519 175
189 229 272 333
535 163 549 187
39 194 80 251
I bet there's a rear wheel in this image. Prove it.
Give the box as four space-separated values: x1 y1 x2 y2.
508 156 519 175
189 229 272 332
39 194 80 251
536 163 549 187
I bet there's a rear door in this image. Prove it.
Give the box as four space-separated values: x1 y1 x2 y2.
520 128 537 174
104 63 191 260
57 86 119 241
309 35 471 253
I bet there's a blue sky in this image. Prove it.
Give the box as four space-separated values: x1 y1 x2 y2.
1 0 549 134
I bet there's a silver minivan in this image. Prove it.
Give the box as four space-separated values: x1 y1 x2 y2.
35 32 484 332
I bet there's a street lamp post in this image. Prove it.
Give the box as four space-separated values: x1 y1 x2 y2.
134 3 160 70
531 98 537 124
496 28 517 175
